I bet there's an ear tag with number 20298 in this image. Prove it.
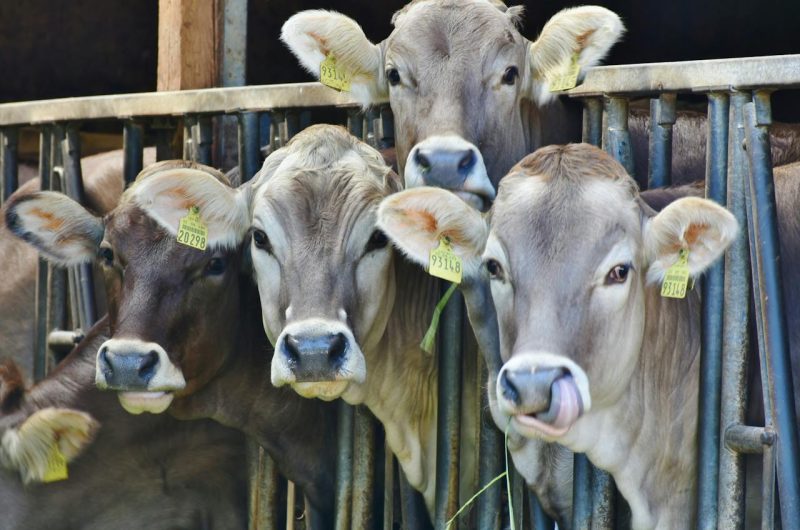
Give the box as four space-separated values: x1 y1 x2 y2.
320 53 351 92
661 248 690 299
177 206 208 251
428 236 462 284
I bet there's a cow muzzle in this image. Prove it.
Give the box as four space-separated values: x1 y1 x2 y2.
404 135 495 212
95 339 186 415
496 352 591 439
271 319 366 400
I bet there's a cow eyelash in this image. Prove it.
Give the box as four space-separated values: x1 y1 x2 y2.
252 229 273 254
485 258 504 280
501 66 519 85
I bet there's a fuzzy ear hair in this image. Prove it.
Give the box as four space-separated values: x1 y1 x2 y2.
128 167 250 250
4 191 103 266
377 187 488 279
281 10 386 107
527 6 624 105
644 197 738 284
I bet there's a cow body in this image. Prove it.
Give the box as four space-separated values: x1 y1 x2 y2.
0 322 248 530
3 161 338 527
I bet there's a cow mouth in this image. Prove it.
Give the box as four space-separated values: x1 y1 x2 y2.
512 375 583 438
117 391 174 415
452 190 491 212
292 380 350 401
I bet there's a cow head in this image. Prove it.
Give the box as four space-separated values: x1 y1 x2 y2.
4 161 250 414
282 1 623 210
378 143 737 443
249 125 401 400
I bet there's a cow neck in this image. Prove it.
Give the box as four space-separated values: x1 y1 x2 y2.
565 285 702 529
343 255 441 509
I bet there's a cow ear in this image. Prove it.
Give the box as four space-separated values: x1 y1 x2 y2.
4 192 103 266
643 197 738 284
129 166 250 250
527 6 624 105
281 10 386 107
377 187 488 279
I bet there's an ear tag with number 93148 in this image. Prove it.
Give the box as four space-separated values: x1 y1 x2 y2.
177 206 208 251
661 248 690 299
428 236 462 284
320 53 351 92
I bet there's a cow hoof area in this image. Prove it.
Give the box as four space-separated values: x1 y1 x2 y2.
0 407 100 483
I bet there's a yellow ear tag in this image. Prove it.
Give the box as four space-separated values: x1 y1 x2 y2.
549 53 581 92
177 206 208 251
319 53 352 92
42 444 68 483
661 248 691 299
428 236 462 284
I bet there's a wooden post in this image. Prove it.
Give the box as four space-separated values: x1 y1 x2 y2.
157 0 218 91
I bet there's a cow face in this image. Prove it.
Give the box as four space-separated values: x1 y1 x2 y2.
378 144 737 443
4 161 250 414
282 1 623 210
250 125 401 400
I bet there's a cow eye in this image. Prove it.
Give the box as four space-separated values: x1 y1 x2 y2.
204 257 227 276
606 264 631 285
365 229 389 253
99 246 114 266
485 258 503 279
252 229 272 254
501 66 519 85
386 68 401 86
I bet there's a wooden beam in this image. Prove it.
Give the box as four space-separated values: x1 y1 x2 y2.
157 0 218 91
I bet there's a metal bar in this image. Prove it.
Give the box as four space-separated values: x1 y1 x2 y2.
744 91 800 525
238 111 261 182
123 120 144 186
567 54 800 97
647 94 676 189
581 98 603 148
383 443 394 530
46 125 68 365
183 116 195 161
510 468 525 530
335 401 354 530
193 116 213 166
284 111 300 141
62 125 97 329
1 127 19 204
529 491 555 530
724 425 775 454
603 97 636 183
399 472 431 530
287 482 296 530
33 128 52 382
716 90 751 530
434 285 463 526
590 469 614 530
347 109 364 140
572 454 592 530
247 440 286 530
695 91 729 530
477 367 502 530
761 440 776 529
0 83 368 126
351 406 377 529
152 118 178 161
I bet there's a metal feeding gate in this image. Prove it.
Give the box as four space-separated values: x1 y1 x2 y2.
0 53 799 530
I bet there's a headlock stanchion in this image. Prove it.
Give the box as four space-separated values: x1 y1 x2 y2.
1 52 800 529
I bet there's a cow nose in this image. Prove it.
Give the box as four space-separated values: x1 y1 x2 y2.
412 145 478 189
98 346 160 390
279 332 350 382
500 367 566 413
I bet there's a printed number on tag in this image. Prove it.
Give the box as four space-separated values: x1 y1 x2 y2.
320 54 351 92
177 206 208 251
428 236 462 284
550 53 580 92
661 249 690 299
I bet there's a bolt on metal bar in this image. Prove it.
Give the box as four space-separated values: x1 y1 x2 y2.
1 127 19 204
714 91 753 530
581 98 603 148
695 91 729 530
434 284 464 527
647 94 677 189
193 116 214 166
32 128 52 382
351 406 377 529
743 92 800 525
237 111 261 182
603 97 636 184
572 454 592 530
62 125 97 330
724 425 775 455
123 120 144 186
335 401 354 530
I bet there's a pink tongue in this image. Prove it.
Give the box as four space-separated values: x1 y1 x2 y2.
550 376 582 430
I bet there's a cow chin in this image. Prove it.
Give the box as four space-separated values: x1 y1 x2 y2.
291 381 350 401
117 391 174 415
496 352 592 441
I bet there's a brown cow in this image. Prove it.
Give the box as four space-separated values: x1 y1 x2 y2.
3 161 339 528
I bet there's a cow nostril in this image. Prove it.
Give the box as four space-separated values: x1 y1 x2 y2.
414 150 431 172
500 371 520 405
98 347 112 375
138 350 159 380
458 150 476 172
328 333 348 366
283 335 300 363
